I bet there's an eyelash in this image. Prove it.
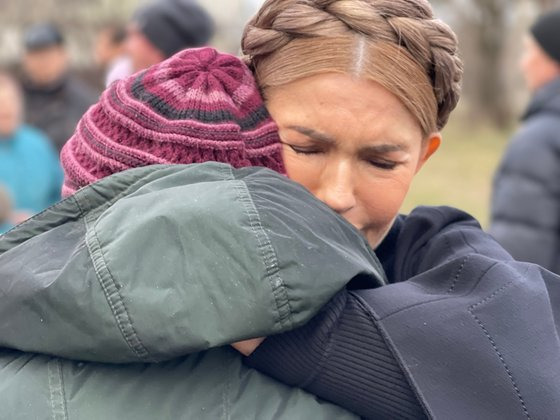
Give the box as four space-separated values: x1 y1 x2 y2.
288 145 322 155
368 159 398 170
288 145 399 171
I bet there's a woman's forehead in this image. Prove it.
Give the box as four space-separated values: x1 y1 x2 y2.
266 73 423 144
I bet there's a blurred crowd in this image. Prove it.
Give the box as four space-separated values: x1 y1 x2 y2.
0 0 215 233
1 0 560 279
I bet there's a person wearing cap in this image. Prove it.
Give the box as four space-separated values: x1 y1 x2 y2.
20 22 98 153
125 0 214 74
490 8 560 274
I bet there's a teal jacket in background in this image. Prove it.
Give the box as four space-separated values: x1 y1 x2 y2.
0 162 386 419
0 223 13 234
0 124 62 215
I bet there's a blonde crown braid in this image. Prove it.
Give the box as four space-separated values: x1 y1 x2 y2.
242 0 463 130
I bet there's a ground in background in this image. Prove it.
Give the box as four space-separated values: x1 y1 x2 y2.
401 122 512 228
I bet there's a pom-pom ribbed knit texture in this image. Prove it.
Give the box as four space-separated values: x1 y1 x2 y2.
61 47 285 196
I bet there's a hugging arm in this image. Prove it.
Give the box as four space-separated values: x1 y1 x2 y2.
246 206 560 419
245 288 428 419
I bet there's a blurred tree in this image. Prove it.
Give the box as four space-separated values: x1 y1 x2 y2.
470 0 514 127
0 0 264 66
536 0 560 10
432 0 516 128
0 0 141 66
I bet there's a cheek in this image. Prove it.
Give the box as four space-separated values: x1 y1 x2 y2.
520 51 532 71
522 52 544 85
281 147 322 191
126 35 146 60
359 172 415 226
126 38 139 56
25 58 40 74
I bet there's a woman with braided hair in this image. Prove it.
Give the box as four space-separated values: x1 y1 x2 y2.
239 0 461 250
0 1 558 419
233 0 560 418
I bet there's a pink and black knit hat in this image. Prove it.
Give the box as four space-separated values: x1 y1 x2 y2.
61 47 285 197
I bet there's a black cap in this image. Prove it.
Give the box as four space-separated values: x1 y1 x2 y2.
23 23 64 51
531 8 560 63
133 0 214 58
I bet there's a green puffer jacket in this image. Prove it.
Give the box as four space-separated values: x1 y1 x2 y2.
0 163 386 420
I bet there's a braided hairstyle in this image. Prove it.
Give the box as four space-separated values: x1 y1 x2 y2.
242 0 463 135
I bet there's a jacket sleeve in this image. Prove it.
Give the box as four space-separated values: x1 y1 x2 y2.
246 206 560 419
245 289 428 419
490 118 560 273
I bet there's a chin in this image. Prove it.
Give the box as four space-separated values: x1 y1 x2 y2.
364 219 398 250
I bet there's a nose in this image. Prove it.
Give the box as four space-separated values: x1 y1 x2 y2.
314 160 357 215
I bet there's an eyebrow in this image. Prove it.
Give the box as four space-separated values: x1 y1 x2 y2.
361 143 408 153
287 125 409 153
288 125 336 144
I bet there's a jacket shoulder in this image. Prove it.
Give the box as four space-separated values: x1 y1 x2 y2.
514 111 560 149
0 162 384 364
357 206 560 418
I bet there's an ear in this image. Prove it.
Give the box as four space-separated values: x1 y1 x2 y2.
415 132 441 174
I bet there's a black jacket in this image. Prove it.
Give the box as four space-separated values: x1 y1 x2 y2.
247 206 560 419
490 77 560 274
22 74 98 153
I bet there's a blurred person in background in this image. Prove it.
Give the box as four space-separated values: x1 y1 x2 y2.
20 22 97 153
0 185 14 234
125 0 214 74
490 8 560 274
0 72 62 221
94 22 131 87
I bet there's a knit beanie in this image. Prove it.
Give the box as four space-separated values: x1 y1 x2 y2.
60 47 285 197
23 23 64 51
531 8 560 63
133 0 214 58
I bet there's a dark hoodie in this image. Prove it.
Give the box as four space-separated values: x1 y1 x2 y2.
490 77 560 274
21 74 98 153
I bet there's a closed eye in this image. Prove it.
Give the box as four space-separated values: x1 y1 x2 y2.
365 158 399 170
285 144 324 155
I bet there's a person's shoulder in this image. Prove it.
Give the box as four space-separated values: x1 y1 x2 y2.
502 112 560 174
18 124 49 139
16 125 56 153
498 118 560 173
64 76 99 105
383 206 502 283
401 206 480 234
519 107 560 147
378 207 478 260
